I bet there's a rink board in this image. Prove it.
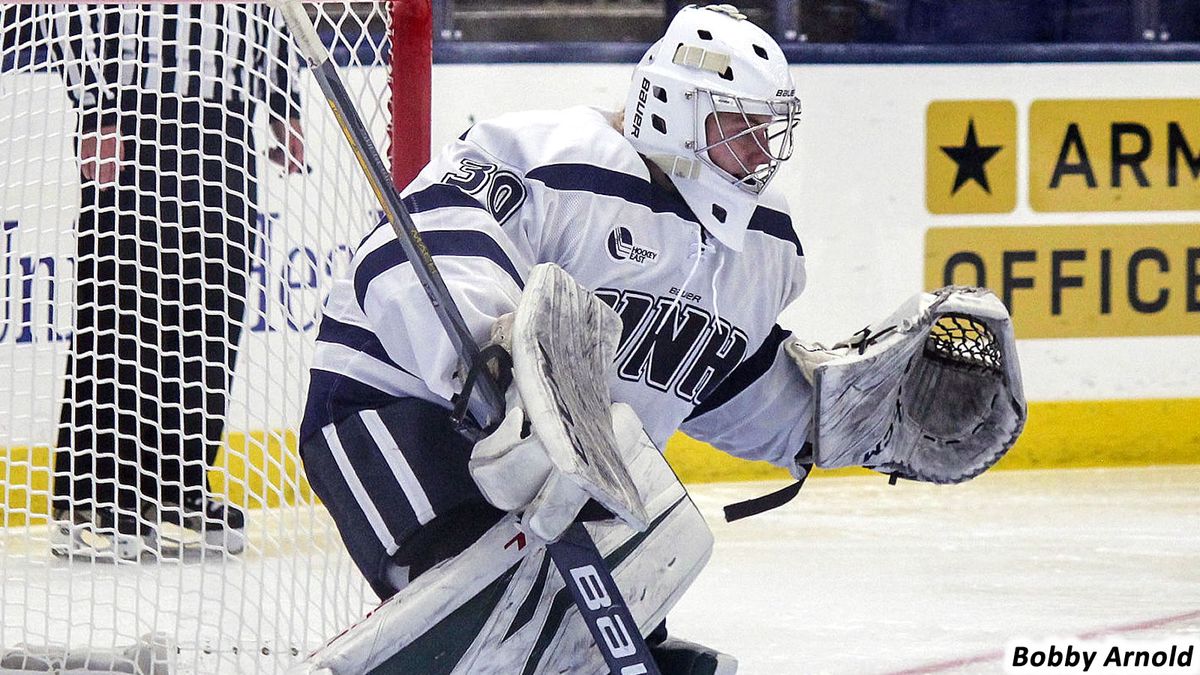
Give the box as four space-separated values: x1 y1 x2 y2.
4 395 1199 525
4 61 1200 524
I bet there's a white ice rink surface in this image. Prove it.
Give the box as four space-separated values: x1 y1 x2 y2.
3 466 1197 674
676 466 1200 675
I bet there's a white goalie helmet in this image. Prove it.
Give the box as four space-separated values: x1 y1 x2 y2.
623 4 800 249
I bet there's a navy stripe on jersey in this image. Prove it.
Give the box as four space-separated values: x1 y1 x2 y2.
323 412 420 545
353 183 490 254
526 163 698 223
685 323 791 421
354 216 390 254
747 207 803 256
528 163 803 255
296 427 392 598
403 182 488 214
316 315 414 376
300 369 396 441
353 229 523 310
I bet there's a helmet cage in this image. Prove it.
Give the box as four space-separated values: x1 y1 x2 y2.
692 87 800 194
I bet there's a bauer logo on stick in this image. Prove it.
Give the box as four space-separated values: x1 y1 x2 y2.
569 562 654 673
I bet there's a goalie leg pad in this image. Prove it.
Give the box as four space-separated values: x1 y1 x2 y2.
298 437 713 675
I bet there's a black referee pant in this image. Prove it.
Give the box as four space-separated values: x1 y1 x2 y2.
54 97 258 519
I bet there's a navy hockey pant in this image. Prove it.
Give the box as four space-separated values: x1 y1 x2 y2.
300 398 504 600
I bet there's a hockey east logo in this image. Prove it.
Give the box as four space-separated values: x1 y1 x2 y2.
606 227 659 264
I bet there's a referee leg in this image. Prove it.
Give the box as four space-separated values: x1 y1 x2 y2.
55 132 147 522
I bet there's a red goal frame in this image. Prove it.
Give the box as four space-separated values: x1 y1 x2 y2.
390 0 432 189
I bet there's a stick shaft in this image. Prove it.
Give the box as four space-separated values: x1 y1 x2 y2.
272 4 660 673
277 0 504 430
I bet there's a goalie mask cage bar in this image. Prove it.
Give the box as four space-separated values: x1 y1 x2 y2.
0 2 430 673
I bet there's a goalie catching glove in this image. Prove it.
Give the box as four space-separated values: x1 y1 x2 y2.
788 286 1026 484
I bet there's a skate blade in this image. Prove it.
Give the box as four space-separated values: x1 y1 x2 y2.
203 527 246 555
153 523 246 556
50 521 151 563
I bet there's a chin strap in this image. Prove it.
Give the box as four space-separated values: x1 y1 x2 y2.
647 154 702 180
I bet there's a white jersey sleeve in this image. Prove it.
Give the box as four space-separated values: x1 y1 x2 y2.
348 137 540 402
679 324 814 474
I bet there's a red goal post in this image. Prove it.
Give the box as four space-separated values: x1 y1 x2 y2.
390 0 432 187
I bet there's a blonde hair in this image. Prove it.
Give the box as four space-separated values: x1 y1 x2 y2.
607 108 625 134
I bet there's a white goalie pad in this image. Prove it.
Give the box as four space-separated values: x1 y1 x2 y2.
788 286 1026 484
294 440 711 675
509 263 649 530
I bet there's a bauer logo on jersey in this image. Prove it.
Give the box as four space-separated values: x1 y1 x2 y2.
606 226 659 264
926 100 1017 214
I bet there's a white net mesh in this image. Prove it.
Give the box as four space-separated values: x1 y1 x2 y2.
0 2 407 672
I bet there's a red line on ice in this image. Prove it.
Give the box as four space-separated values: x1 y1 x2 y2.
881 609 1200 675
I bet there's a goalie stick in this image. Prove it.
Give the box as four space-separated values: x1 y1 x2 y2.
269 3 662 673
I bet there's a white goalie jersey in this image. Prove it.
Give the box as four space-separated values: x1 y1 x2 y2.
302 105 813 472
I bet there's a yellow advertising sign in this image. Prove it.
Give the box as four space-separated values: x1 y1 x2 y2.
1030 98 1200 212
925 224 1200 338
926 100 1016 214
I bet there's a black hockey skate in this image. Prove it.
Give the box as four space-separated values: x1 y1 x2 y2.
50 506 157 562
647 622 739 675
151 493 246 555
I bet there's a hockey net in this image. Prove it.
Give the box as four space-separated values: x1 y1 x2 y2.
0 2 429 672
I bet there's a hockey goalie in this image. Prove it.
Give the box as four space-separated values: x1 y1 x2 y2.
295 5 1026 673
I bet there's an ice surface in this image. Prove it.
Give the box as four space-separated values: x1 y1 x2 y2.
4 467 1196 674
673 466 1200 674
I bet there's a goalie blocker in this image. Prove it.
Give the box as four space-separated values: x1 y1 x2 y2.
789 285 1026 484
